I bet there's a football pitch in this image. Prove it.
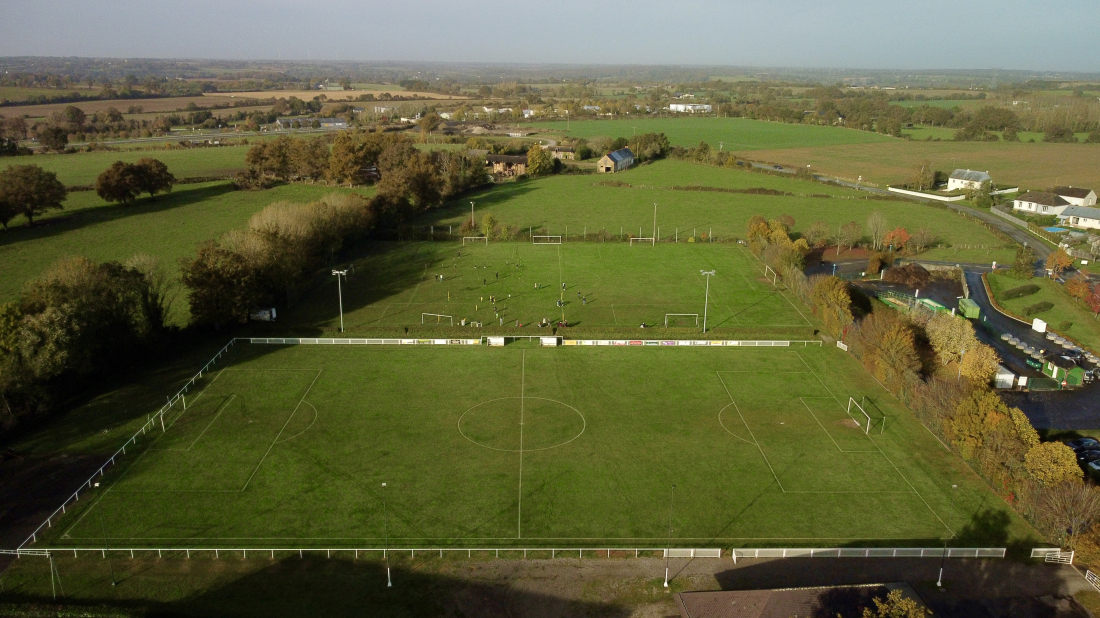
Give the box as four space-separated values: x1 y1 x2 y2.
43 342 983 550
296 241 813 335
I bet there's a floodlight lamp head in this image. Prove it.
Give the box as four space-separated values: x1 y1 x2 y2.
382 482 387 488
332 270 347 276
701 270 716 276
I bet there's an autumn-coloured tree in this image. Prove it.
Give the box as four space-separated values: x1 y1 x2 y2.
883 227 910 251
1046 248 1073 277
960 343 1000 384
811 276 853 337
1088 283 1100 318
1066 275 1089 303
1025 442 1082 487
838 221 863 252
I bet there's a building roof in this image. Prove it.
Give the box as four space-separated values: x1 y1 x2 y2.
485 154 527 164
546 146 574 152
1053 186 1096 198
1017 191 1069 207
949 169 991 183
605 148 634 164
1060 205 1100 220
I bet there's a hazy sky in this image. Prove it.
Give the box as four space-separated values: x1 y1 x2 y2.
2 0 1098 72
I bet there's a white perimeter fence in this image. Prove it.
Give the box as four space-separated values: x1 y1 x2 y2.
1 547 1006 562
16 335 823 551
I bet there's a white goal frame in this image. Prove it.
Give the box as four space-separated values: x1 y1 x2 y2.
422 313 454 326
665 313 699 327
630 237 656 246
847 397 872 434
533 236 562 245
462 237 488 246
763 265 779 285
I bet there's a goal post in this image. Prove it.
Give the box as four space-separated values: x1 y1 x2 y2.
763 265 779 285
422 313 454 326
847 397 873 434
532 236 562 245
462 236 488 246
665 313 699 327
630 237 655 246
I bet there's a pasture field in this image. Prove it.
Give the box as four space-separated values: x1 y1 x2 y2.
0 182 369 324
285 241 812 336
745 141 1100 190
3 146 250 186
36 341 1035 550
421 160 1015 265
0 96 235 120
529 117 897 150
204 89 465 101
987 272 1100 355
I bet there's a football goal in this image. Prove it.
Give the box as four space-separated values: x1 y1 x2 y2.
533 236 562 245
630 237 655 246
462 237 488 246
763 265 780 286
422 313 454 326
847 397 873 434
665 313 699 327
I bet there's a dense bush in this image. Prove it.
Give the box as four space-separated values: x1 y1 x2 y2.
1002 284 1040 300
1023 301 1054 316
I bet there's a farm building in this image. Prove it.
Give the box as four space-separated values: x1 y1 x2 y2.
669 103 713 113
947 169 991 192
318 118 348 129
1013 191 1070 215
1057 205 1100 230
274 117 312 129
486 154 527 177
597 148 635 174
1053 186 1098 207
542 145 575 160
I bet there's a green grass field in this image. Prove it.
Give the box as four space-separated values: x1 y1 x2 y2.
3 146 250 186
419 160 1015 265
0 182 369 324
529 117 897 151
38 340 1033 550
987 272 1100 354
283 242 811 337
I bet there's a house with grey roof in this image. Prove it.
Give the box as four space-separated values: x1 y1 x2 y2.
1013 191 1070 215
947 169 991 192
597 148 634 173
1057 205 1100 231
1053 186 1097 207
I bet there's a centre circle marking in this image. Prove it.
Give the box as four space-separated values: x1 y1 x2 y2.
458 397 586 452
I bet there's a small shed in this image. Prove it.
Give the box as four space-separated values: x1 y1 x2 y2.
1043 356 1085 387
994 365 1015 389
958 298 981 319
597 148 635 173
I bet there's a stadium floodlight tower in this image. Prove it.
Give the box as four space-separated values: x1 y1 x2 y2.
383 482 392 588
700 270 716 333
332 270 348 333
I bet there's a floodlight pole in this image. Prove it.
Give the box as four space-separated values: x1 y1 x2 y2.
700 270 716 333
332 270 348 333
383 482 392 588
937 484 958 588
470 201 475 228
100 509 116 587
664 484 676 588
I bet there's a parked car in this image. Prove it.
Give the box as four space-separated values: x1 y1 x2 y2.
772 165 783 170
1077 449 1100 467
1088 460 1100 481
1065 437 1100 452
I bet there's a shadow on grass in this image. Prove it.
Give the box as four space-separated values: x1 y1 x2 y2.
0 554 632 618
0 183 237 248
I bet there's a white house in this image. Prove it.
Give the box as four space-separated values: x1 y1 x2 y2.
522 109 536 118
438 112 453 120
947 169 991 192
1053 186 1098 207
669 103 713 113
1013 191 1070 215
1058 205 1100 231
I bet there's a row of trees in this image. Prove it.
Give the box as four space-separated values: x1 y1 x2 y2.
95 159 175 204
748 213 1097 547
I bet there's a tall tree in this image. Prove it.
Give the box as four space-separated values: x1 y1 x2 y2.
134 158 175 199
37 126 68 152
1010 245 1036 279
95 161 143 204
838 221 863 252
911 159 934 191
866 212 888 250
526 144 555 177
811 276 853 338
1046 248 1073 277
0 164 66 226
1066 275 1090 303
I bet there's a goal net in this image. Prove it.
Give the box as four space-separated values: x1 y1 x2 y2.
847 397 873 434
630 237 655 246
462 237 488 246
422 313 453 326
533 236 562 245
665 313 699 327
